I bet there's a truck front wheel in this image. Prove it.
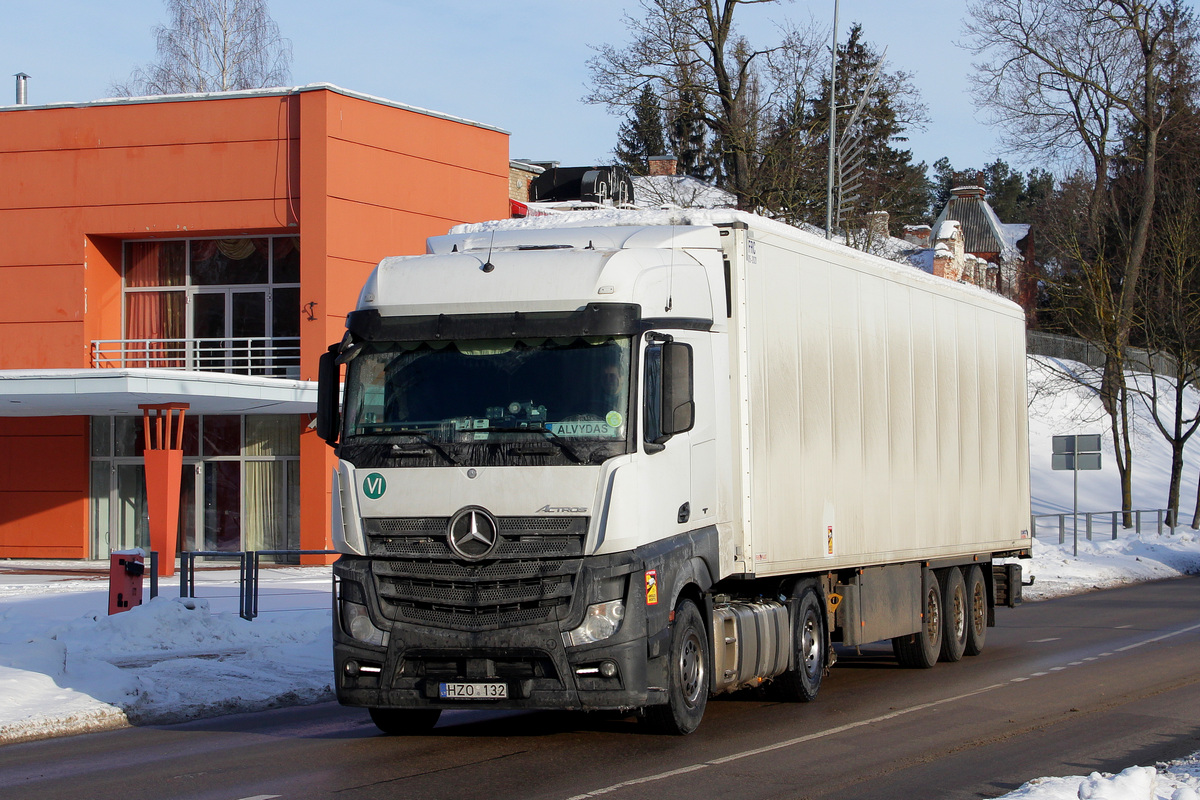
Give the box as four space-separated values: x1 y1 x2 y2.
368 707 442 735
643 599 708 735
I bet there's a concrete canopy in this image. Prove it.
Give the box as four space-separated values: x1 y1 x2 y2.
0 369 318 416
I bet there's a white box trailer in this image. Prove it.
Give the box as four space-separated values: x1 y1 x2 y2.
317 210 1031 736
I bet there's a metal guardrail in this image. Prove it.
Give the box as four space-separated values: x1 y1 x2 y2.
179 549 338 620
1030 509 1173 543
91 337 300 378
244 550 340 620
179 550 251 618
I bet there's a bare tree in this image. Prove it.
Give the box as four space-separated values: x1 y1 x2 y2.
1133 97 1200 527
586 0 825 209
965 0 1194 524
112 0 292 96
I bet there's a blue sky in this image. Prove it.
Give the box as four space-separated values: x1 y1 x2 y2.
4 1 1018 176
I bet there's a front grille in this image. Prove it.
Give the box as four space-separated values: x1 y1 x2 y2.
365 516 588 632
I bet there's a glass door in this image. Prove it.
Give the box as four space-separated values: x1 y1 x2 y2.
192 290 267 374
204 461 241 551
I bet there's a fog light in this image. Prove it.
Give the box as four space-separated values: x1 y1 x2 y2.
344 660 360 676
599 660 618 678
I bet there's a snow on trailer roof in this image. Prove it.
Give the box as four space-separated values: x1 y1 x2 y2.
451 208 1023 313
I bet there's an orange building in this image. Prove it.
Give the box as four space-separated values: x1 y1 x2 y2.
0 84 509 561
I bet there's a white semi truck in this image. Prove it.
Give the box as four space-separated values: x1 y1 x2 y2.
316 210 1031 735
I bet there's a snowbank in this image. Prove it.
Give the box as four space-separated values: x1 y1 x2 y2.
1000 764 1200 799
0 568 332 743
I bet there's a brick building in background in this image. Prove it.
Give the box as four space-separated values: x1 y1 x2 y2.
0 84 508 561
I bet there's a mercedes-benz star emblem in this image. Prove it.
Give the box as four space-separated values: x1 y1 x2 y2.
447 507 499 560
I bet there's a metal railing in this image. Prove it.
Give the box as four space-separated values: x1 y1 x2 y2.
1030 508 1175 543
91 337 301 378
179 549 337 620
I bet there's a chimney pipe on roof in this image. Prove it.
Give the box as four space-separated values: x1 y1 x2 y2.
15 73 30 105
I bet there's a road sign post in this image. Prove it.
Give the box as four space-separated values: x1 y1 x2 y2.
1052 434 1102 557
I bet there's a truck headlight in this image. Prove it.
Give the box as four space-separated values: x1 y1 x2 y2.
563 600 625 647
340 599 389 647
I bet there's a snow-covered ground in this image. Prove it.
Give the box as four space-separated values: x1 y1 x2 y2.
2 354 1200 798
0 565 333 744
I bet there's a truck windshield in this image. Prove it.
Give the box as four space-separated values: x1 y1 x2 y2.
342 336 633 462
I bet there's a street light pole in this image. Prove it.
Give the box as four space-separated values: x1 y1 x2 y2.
825 0 839 240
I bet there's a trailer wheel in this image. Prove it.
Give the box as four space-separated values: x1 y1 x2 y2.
368 707 442 735
774 583 826 702
892 570 943 669
964 565 988 656
939 567 967 663
643 599 708 735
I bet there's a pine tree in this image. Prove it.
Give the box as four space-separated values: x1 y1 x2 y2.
613 85 667 175
807 24 930 234
669 87 718 182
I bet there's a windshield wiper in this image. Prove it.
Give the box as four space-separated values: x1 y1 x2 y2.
386 429 460 465
485 426 587 464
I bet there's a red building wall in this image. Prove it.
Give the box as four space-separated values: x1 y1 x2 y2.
0 86 509 558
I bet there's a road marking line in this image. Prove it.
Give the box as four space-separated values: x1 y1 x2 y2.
564 685 1007 799
563 621 1200 800
1029 637 1061 642
236 796 281 800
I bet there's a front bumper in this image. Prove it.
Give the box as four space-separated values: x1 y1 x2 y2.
333 555 664 712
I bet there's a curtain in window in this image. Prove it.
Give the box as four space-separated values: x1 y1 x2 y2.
244 461 280 551
243 416 299 553
125 291 185 367
125 241 184 287
245 416 300 456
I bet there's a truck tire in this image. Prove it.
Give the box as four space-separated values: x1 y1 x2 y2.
643 599 708 735
891 570 942 669
964 565 988 656
368 707 442 735
774 583 826 702
939 567 967 663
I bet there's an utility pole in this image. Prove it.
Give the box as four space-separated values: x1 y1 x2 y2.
825 0 839 240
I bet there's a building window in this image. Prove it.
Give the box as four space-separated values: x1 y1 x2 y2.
89 414 301 562
117 236 301 377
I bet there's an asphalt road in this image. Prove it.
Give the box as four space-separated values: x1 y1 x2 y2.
3 576 1199 800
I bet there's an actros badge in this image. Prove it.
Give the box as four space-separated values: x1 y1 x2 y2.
447 506 499 560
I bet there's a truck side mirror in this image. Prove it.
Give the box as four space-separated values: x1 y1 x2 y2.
316 345 341 446
661 341 695 438
644 340 694 450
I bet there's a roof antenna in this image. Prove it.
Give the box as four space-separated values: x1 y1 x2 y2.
482 231 496 273
665 224 675 312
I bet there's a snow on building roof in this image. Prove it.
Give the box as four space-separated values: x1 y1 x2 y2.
0 83 508 134
932 188 1028 259
630 175 736 209
937 220 962 240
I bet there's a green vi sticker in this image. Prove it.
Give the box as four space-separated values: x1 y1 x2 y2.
362 472 387 499
606 410 623 428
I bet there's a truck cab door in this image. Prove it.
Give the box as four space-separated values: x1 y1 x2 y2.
641 333 715 532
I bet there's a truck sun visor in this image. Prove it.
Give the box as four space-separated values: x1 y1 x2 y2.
346 303 643 343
